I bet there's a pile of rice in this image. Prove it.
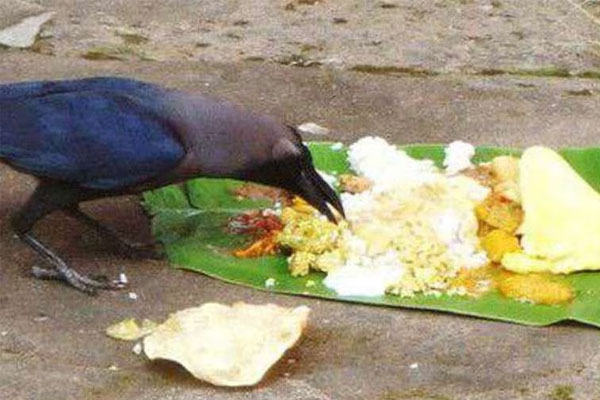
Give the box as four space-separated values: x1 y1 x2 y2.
320 137 490 297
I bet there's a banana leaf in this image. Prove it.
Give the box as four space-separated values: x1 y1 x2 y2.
142 143 600 328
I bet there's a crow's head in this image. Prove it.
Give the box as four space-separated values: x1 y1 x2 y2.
243 126 345 222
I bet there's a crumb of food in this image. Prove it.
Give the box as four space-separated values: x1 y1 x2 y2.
481 229 521 263
128 292 138 300
338 174 373 194
106 318 158 341
108 365 119 371
132 342 143 355
119 272 128 285
265 278 276 287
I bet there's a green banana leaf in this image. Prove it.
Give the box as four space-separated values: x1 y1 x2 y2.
142 143 600 328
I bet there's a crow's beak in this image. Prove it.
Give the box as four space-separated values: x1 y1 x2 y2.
296 168 345 223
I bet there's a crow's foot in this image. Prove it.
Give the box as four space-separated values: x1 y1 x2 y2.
31 265 125 294
20 232 125 295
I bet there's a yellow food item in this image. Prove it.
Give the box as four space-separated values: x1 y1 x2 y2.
497 273 574 305
502 146 600 274
338 174 373 193
502 253 555 273
493 181 521 203
477 221 495 238
313 249 344 273
449 265 498 297
475 193 523 234
353 223 395 256
386 219 453 297
289 196 316 215
481 229 521 263
278 209 341 254
288 252 317 277
233 233 279 258
462 164 496 187
106 318 157 341
277 198 345 276
491 155 519 183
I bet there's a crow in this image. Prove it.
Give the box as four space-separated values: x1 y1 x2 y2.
0 77 344 293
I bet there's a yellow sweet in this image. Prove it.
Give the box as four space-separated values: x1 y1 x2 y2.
497 273 573 305
481 229 521 263
502 146 600 274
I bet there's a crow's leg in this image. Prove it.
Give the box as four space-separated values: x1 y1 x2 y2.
64 206 162 259
11 183 124 294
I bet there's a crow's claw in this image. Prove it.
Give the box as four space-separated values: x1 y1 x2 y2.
31 266 125 295
21 232 125 295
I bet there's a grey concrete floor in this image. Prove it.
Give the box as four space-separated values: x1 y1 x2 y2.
1 1 600 399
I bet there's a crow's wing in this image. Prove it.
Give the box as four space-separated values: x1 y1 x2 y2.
0 89 184 190
0 77 163 101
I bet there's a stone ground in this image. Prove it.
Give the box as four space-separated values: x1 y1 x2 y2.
1 1 600 399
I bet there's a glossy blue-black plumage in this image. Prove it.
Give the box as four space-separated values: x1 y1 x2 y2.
0 78 185 190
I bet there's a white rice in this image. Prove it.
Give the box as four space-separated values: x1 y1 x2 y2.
323 250 405 297
347 136 438 192
321 136 488 297
444 140 476 175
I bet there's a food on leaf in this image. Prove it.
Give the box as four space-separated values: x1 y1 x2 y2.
475 193 523 234
226 139 596 305
502 146 600 274
231 183 289 202
229 210 284 258
276 139 490 297
491 155 519 183
481 229 521 263
338 174 372 193
497 273 573 305
233 232 280 258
